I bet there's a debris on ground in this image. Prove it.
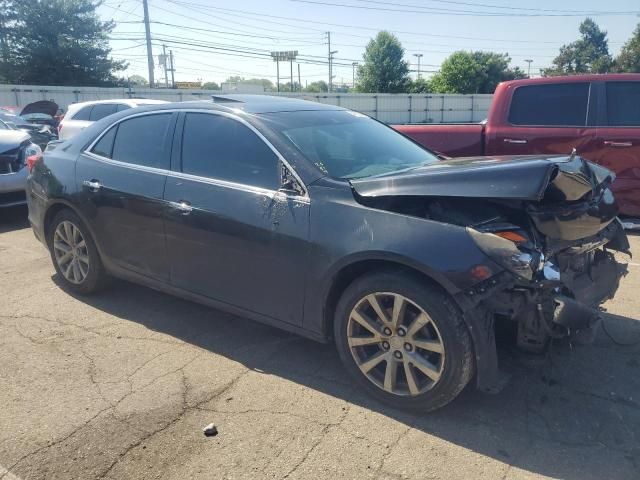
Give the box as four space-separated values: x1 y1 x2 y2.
203 423 218 437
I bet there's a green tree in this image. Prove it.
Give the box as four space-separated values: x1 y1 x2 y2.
430 51 525 94
613 23 640 73
202 81 220 90
128 74 148 86
0 0 18 82
408 77 431 93
544 18 612 75
304 80 328 93
356 31 410 93
6 0 125 85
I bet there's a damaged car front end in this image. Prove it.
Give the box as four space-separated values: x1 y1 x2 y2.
351 153 630 391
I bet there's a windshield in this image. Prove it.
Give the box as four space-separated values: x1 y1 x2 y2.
260 110 439 179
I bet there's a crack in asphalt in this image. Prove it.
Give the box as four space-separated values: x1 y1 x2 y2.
281 404 352 479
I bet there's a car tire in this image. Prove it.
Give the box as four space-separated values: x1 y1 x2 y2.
334 270 474 412
48 209 109 295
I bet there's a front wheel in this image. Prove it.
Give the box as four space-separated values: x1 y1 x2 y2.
334 271 475 411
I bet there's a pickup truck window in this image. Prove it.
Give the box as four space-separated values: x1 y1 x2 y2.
606 82 640 127
508 83 590 127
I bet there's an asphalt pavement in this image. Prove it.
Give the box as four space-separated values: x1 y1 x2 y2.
1 205 639 480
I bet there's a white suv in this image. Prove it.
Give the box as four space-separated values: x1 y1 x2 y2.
58 99 168 140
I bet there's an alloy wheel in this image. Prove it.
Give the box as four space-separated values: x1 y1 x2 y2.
347 292 446 396
53 220 90 284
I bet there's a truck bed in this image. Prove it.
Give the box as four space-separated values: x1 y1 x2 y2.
392 124 485 157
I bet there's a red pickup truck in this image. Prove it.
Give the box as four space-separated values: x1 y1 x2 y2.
393 74 640 217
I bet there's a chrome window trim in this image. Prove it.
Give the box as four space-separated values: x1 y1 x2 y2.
84 108 309 201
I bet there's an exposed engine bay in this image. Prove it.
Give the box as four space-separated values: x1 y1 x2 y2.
351 154 631 382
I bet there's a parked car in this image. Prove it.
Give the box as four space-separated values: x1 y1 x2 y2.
58 98 168 139
19 100 61 129
393 74 640 218
0 111 57 150
0 128 42 207
27 96 629 411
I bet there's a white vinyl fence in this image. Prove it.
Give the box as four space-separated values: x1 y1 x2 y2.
0 84 493 124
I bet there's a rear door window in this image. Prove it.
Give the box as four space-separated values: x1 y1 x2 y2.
181 113 280 189
111 113 173 169
116 104 131 112
91 126 117 158
89 104 118 121
73 105 93 121
606 82 640 127
508 83 590 126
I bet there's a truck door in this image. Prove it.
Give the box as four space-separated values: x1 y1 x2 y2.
485 82 598 159
589 81 640 217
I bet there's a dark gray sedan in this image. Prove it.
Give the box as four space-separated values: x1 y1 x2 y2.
26 96 629 411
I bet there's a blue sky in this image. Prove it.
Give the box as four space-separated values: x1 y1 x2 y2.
99 0 640 86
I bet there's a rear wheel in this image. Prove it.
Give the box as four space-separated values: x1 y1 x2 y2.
334 271 474 411
48 209 108 294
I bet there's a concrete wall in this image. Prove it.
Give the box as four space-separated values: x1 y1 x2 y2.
0 84 493 124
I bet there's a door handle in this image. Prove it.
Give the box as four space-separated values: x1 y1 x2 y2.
503 138 528 144
82 179 102 192
604 141 632 148
170 200 193 215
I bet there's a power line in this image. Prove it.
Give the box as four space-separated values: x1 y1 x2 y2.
165 1 591 45
290 0 639 17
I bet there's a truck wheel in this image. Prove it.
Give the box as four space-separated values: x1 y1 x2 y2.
334 271 475 411
48 209 108 295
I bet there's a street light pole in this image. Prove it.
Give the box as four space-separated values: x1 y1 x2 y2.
525 59 533 78
413 53 423 80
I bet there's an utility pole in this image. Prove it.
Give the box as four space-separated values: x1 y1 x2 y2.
413 53 423 80
142 0 154 87
162 44 169 88
327 32 331 92
169 50 175 88
327 32 337 93
352 62 357 88
525 59 533 78
290 59 294 92
298 64 301 92
276 58 280 92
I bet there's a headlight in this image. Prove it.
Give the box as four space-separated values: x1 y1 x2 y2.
467 227 539 281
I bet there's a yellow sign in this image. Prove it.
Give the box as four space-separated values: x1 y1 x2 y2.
174 81 202 89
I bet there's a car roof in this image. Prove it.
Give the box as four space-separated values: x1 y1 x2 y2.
500 73 640 88
128 95 344 115
67 98 168 110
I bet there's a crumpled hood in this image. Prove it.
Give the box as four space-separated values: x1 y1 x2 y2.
0 129 31 153
350 154 613 203
20 100 58 117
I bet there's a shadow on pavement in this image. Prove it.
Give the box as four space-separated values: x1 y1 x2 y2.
0 205 29 233
52 275 640 479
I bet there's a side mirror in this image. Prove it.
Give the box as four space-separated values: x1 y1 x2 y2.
279 164 305 196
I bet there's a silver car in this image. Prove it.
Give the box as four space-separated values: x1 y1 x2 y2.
0 125 42 208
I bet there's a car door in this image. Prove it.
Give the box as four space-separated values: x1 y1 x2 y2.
163 111 310 326
588 81 640 217
486 82 599 158
75 111 178 281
